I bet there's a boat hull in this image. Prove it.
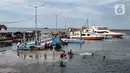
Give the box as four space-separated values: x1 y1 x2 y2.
71 37 104 40
104 36 113 39
62 38 84 44
104 34 123 38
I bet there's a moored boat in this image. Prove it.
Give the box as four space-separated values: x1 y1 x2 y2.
62 38 84 44
69 28 104 40
90 26 124 38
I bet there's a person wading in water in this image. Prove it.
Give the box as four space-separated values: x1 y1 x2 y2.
59 50 66 67
68 49 73 59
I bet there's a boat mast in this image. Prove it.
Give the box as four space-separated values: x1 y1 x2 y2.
86 18 89 27
90 16 92 26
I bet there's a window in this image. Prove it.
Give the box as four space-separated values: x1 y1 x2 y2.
97 31 108 33
104 31 108 33
97 32 104 33
87 34 90 36
81 34 86 36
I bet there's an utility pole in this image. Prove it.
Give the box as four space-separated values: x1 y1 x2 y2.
86 18 89 26
65 18 67 29
56 15 58 32
52 14 61 32
29 5 44 45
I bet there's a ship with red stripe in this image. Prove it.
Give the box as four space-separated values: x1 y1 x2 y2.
69 28 104 40
89 26 124 38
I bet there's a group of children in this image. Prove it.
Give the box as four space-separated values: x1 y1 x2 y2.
60 49 73 59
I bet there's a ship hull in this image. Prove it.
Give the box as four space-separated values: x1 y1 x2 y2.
71 37 104 40
104 34 123 38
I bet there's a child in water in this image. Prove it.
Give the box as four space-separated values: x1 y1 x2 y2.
68 49 73 59
63 51 67 59
60 50 67 59
60 50 64 59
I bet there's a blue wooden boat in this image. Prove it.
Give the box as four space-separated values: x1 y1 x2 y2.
52 36 61 45
18 44 33 50
62 38 84 44
18 38 52 50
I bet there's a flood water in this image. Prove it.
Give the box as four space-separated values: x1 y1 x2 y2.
0 30 130 73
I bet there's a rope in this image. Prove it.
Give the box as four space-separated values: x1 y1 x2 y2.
37 18 50 27
0 17 34 24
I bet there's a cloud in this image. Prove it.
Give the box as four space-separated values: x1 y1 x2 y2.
0 0 130 29
6 0 24 3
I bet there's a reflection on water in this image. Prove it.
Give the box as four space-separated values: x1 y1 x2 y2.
16 51 47 60
0 50 61 63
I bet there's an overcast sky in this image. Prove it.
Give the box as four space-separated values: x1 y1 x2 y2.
0 0 130 29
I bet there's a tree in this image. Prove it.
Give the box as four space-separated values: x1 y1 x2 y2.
0 24 7 30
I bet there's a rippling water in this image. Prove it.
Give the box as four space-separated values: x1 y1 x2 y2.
0 29 130 73
13 37 130 73
64 38 130 73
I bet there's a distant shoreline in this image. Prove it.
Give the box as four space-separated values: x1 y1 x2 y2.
111 29 130 31
7 27 130 31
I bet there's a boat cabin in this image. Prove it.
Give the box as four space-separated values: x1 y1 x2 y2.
91 26 108 30
90 26 111 33
70 31 92 37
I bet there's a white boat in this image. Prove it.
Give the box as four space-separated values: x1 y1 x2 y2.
69 28 104 40
89 26 124 38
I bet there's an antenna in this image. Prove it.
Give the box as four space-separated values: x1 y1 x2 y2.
52 14 62 32
90 16 92 26
86 18 89 26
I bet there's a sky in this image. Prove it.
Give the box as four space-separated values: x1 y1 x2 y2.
0 0 130 29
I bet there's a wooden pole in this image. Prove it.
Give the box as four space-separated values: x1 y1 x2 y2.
23 32 26 44
53 46 55 60
80 29 82 40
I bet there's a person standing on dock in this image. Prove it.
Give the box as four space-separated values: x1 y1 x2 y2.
35 40 38 45
38 40 41 45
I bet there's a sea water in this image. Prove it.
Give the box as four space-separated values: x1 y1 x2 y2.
0 29 130 73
